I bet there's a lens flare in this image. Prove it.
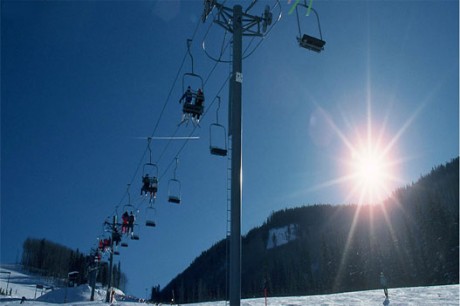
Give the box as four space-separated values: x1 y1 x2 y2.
349 144 394 204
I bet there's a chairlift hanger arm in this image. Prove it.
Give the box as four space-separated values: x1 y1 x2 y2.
295 2 323 40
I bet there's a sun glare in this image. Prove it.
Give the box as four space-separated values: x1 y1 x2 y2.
350 146 393 204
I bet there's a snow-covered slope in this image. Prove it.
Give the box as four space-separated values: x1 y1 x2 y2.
1 265 459 305
266 224 298 249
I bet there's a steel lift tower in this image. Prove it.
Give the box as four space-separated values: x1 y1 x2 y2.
202 0 325 304
202 1 273 305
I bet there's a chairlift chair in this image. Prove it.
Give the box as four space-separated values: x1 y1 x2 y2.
145 204 157 228
183 103 204 117
295 1 326 53
209 123 228 156
141 162 159 197
209 96 227 156
299 34 325 53
168 178 181 204
181 72 205 119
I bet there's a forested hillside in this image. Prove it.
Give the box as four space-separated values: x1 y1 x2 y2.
158 158 459 304
20 238 127 290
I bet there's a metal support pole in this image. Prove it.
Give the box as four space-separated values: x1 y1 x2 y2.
105 215 116 303
229 5 243 306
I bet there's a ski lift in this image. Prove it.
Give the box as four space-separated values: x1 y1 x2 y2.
121 241 128 248
141 138 159 200
295 1 326 53
168 158 181 204
209 96 227 156
145 204 157 228
179 39 205 123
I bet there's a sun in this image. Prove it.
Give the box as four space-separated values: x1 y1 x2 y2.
349 145 393 204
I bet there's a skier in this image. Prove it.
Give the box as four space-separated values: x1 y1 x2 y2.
128 211 135 234
193 88 205 122
380 272 389 304
179 86 193 124
122 211 129 234
141 174 150 196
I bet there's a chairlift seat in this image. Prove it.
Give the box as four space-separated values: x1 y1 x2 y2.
168 196 181 204
131 234 140 240
183 104 204 115
121 242 128 247
114 251 120 256
145 220 156 227
210 147 228 156
298 34 325 53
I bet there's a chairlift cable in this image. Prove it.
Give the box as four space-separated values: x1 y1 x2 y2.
157 42 228 167
156 124 181 164
114 16 203 215
215 96 221 124
201 9 225 63
159 73 231 181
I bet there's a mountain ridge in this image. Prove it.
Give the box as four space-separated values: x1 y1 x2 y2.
158 157 459 304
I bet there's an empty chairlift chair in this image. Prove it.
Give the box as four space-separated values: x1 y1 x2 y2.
167 158 181 204
209 123 228 156
145 204 156 228
295 1 326 53
209 96 228 156
168 179 181 204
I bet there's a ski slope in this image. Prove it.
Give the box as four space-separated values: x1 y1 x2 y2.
1 265 458 305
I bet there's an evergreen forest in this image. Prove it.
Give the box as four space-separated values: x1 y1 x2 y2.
20 238 127 291
157 158 459 303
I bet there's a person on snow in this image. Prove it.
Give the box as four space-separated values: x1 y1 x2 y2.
380 272 389 299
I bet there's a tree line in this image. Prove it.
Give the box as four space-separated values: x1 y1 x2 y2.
156 157 459 304
20 238 127 291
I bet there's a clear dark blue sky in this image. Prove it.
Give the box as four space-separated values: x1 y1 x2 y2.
2 0 458 298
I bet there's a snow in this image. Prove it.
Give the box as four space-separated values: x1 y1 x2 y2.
1 265 459 305
266 224 298 249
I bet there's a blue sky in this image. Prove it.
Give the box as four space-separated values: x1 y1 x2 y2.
2 0 458 299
